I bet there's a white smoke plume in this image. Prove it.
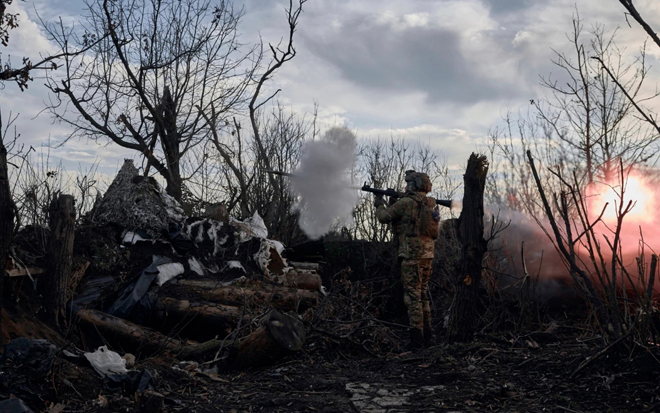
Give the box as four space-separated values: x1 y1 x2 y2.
291 127 359 239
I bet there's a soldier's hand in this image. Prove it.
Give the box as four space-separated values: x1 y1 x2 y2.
374 194 386 209
388 195 397 206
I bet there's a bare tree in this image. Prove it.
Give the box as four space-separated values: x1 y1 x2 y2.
618 1 660 50
44 0 258 201
0 116 16 339
197 0 308 241
193 101 311 244
533 16 658 185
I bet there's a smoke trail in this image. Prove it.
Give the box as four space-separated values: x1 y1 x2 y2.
291 127 359 239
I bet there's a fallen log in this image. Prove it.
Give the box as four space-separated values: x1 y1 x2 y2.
229 310 306 369
174 280 318 312
153 297 244 341
76 309 181 355
285 269 322 291
176 337 226 361
289 261 321 271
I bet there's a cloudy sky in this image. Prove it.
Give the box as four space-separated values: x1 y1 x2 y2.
3 0 660 183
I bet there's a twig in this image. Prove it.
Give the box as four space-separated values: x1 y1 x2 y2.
570 329 632 378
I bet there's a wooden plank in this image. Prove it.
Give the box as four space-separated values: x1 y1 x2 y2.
6 267 44 277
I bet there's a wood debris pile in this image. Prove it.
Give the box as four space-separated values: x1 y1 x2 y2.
8 160 323 368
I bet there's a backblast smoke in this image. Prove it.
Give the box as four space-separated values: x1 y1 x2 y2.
291 127 359 240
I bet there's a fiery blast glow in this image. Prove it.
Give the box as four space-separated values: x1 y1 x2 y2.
587 171 656 225
491 166 660 298
581 168 660 293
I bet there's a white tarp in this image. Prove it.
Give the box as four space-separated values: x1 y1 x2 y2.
156 262 185 286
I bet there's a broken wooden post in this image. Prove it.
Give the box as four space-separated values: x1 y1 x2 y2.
447 153 489 342
40 194 76 326
229 310 306 369
0 138 15 340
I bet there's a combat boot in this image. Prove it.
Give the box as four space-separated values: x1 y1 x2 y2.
423 326 433 347
406 328 424 350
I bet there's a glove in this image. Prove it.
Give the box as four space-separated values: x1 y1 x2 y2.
374 194 386 209
432 205 440 222
388 196 397 206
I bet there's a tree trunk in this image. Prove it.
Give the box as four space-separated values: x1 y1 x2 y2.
229 310 306 369
447 153 489 342
173 280 318 312
0 140 14 341
40 194 76 326
159 85 182 202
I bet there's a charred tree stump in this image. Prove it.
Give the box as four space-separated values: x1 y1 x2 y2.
229 310 306 369
174 280 318 312
0 139 15 340
76 309 181 355
40 194 76 326
447 153 489 342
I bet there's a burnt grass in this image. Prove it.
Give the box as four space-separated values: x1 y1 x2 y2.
7 280 660 413
31 324 660 412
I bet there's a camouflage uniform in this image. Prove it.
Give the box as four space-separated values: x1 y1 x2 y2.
376 180 437 345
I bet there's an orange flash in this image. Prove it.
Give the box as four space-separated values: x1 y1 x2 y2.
588 172 655 224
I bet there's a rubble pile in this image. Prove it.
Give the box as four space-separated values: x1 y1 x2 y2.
5 160 323 385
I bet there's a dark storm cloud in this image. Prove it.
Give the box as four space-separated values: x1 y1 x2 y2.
302 18 524 105
480 0 531 14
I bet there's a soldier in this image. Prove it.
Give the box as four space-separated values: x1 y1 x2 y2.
374 170 439 349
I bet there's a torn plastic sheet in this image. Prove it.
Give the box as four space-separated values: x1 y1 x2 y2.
122 229 151 244
253 239 290 281
2 338 57 378
70 276 116 313
164 222 196 255
156 262 185 286
230 211 268 242
0 398 33 413
270 239 285 255
225 260 246 273
188 257 204 276
84 346 128 377
183 219 228 256
105 368 153 394
106 255 171 319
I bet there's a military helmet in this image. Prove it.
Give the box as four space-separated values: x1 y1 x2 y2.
404 170 432 193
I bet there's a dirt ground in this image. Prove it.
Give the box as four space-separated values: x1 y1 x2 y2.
4 321 655 413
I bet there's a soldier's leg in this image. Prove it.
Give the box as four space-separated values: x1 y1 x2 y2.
401 259 423 347
420 259 433 344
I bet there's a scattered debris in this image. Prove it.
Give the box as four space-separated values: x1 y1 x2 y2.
84 346 129 377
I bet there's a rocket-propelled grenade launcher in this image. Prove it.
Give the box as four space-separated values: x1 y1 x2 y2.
265 170 454 208
360 184 453 208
